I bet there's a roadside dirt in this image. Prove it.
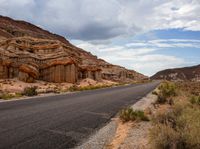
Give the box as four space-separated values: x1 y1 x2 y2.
105 91 158 149
105 120 133 149
0 78 117 101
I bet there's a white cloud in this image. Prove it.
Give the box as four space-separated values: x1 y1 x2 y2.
0 0 36 19
73 39 196 76
126 39 200 48
0 0 199 40
131 54 187 76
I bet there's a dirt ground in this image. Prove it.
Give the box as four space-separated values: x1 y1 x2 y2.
0 78 117 95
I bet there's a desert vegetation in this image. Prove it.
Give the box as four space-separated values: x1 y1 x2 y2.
150 81 200 149
68 84 111 92
0 93 22 100
22 86 38 96
156 81 177 104
119 107 149 122
0 86 38 100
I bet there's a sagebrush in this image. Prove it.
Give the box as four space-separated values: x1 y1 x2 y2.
119 107 149 122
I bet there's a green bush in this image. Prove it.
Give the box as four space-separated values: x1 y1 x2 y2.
157 82 177 104
119 107 149 122
23 86 38 96
159 82 176 94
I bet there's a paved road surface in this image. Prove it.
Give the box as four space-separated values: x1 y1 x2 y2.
0 81 159 149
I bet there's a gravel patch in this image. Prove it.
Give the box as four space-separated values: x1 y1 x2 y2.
75 120 118 149
119 122 152 149
131 92 157 111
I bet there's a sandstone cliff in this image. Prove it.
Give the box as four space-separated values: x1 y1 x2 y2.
151 65 200 81
0 15 146 83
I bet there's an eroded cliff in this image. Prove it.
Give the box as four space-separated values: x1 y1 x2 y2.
0 15 146 83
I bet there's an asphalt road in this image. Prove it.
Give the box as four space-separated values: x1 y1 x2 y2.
0 81 159 149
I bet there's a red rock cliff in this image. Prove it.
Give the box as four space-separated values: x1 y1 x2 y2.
0 15 147 83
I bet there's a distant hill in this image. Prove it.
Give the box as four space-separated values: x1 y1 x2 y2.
151 65 200 81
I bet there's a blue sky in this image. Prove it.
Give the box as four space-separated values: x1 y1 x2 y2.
0 0 199 76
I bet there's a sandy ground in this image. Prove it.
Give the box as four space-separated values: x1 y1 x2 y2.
77 78 117 87
119 122 152 149
0 78 73 94
0 78 117 97
105 120 133 149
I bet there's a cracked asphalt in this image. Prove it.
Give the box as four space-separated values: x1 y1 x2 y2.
0 81 159 149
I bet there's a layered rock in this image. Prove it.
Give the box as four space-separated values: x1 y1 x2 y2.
0 15 147 83
151 65 200 81
0 37 80 83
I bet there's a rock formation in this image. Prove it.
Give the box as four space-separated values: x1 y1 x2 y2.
0 15 146 83
151 65 200 81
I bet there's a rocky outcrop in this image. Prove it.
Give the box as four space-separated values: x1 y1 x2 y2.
0 15 147 83
18 64 39 83
151 65 200 81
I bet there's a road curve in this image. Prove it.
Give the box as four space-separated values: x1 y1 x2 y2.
0 81 160 149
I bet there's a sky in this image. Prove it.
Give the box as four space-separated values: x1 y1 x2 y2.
0 0 200 76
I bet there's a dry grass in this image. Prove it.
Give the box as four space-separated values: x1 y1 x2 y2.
68 84 114 92
150 81 200 149
0 92 23 100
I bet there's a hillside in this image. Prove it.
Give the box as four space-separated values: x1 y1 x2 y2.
0 15 146 83
151 65 200 81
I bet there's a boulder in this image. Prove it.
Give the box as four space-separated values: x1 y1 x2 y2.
18 64 39 83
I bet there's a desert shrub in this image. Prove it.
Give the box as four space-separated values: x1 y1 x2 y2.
0 92 23 100
190 96 200 105
150 101 200 149
68 85 78 92
157 94 168 104
68 84 113 92
23 86 38 96
14 93 23 98
152 111 176 127
150 124 180 149
119 107 149 122
157 82 177 104
0 93 15 100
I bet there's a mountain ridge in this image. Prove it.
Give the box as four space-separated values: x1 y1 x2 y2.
151 64 200 81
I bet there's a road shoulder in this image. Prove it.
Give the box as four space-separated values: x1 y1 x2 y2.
75 89 158 149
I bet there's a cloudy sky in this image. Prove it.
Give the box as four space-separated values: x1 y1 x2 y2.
0 0 200 76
